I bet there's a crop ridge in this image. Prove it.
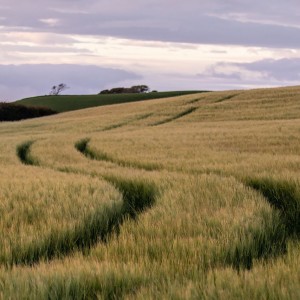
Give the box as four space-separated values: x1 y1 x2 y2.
13 140 157 266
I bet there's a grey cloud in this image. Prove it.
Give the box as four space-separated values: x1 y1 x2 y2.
197 58 300 85
1 0 300 48
227 58 300 81
0 64 141 101
209 0 300 27
198 70 243 81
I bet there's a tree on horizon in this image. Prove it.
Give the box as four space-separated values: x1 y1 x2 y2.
49 83 69 95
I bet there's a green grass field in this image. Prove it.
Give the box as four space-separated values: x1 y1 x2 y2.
1 87 300 299
15 91 204 112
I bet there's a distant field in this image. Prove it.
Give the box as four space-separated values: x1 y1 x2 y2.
1 87 300 298
15 91 204 112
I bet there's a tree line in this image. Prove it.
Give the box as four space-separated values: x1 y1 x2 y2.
49 84 154 96
99 85 152 94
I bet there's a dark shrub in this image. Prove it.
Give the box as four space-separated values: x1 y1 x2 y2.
0 102 57 121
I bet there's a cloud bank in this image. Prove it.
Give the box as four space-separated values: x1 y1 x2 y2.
197 58 300 88
1 0 300 48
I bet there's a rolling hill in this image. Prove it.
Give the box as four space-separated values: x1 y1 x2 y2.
15 91 204 113
0 86 300 298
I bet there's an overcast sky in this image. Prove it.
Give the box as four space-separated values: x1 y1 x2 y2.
1 0 300 101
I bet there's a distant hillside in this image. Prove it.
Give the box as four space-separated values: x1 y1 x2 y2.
15 91 205 113
0 102 57 121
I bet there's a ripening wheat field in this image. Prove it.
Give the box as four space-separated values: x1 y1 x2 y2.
0 86 300 299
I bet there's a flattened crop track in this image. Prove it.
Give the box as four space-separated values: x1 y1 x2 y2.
75 138 161 171
14 139 300 271
74 138 298 270
151 107 197 126
13 140 157 266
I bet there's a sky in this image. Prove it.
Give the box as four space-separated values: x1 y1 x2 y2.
1 0 300 101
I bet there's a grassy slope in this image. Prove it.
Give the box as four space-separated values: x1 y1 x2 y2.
0 87 300 298
15 91 204 112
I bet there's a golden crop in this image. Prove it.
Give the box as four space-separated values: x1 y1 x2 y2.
0 86 299 299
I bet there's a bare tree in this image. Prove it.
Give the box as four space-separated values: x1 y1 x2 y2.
49 83 69 95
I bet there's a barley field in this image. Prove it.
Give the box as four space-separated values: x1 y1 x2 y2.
0 86 300 299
